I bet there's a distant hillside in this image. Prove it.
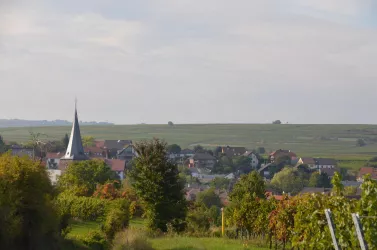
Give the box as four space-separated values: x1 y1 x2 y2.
0 124 377 157
0 119 114 128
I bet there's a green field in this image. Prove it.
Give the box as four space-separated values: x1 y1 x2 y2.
2 124 377 156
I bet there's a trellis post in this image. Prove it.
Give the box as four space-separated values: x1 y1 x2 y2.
324 209 340 250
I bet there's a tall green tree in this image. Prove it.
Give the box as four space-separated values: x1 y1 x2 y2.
57 159 119 196
331 172 344 196
0 153 60 250
308 172 331 188
196 188 222 209
210 177 230 190
193 145 204 153
62 133 69 149
270 167 305 194
167 144 181 154
230 171 265 202
129 139 187 232
82 136 95 147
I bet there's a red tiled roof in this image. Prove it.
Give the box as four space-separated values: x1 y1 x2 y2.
105 159 126 172
270 149 297 158
359 167 377 180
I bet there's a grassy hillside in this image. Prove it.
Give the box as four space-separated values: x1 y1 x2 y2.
1 124 377 158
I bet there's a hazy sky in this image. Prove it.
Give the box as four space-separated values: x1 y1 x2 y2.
1 0 377 124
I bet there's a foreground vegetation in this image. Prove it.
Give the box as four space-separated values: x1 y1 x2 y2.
1 138 377 250
68 221 268 250
1 124 377 156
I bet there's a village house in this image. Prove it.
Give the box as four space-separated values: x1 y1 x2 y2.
357 167 377 182
95 139 133 158
189 153 217 169
243 151 259 169
318 167 339 179
10 145 34 158
84 147 108 158
258 163 273 179
116 144 137 163
269 149 297 163
105 159 126 180
179 149 195 158
314 158 337 169
296 157 316 169
221 146 247 157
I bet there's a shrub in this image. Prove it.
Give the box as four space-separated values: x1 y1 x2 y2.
111 229 153 250
71 230 109 250
56 193 109 221
186 210 211 236
102 199 130 240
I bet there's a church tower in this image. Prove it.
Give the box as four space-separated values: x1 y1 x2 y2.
59 102 88 171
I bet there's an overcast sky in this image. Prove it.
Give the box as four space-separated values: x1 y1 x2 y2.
1 0 377 124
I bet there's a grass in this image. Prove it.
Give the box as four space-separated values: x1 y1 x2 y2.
129 217 146 229
68 220 101 237
1 124 377 156
150 237 268 250
68 219 268 249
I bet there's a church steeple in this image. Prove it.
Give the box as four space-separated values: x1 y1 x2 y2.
61 102 88 160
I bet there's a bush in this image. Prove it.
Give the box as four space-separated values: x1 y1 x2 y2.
71 230 109 250
56 193 109 221
102 199 130 240
186 210 211 236
111 229 153 250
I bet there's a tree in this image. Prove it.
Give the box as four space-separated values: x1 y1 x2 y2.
270 167 305 194
214 146 222 157
257 147 266 154
230 171 265 202
0 153 61 250
272 120 282 124
210 177 230 190
193 145 204 153
82 135 95 147
344 186 357 196
28 131 47 160
308 172 331 188
356 138 366 147
0 135 7 153
196 188 222 209
233 156 251 170
331 172 344 196
167 144 181 154
129 139 187 232
62 133 69 148
168 121 174 126
57 159 119 196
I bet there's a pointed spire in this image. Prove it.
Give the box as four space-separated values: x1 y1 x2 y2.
61 101 88 160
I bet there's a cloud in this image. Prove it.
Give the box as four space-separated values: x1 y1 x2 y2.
0 1 376 124
293 0 373 16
